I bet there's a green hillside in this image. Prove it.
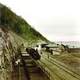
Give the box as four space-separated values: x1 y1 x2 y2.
0 3 48 45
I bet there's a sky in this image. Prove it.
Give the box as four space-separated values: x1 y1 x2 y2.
0 0 80 41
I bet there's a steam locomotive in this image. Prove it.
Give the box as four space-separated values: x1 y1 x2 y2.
26 47 41 60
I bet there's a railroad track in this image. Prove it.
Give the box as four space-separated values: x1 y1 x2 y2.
38 60 64 80
70 53 80 59
50 55 80 76
39 54 80 80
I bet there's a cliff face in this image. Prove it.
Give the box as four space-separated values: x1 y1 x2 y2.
0 25 28 80
0 27 14 80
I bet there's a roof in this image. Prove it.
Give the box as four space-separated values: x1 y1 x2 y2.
45 44 58 48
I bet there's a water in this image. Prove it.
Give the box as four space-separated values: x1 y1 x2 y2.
55 41 80 48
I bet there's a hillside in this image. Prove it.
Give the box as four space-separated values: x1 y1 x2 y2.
0 3 48 46
0 4 49 80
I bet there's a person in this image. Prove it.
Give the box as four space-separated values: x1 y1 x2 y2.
35 45 42 54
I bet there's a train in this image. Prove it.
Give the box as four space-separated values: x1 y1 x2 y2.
26 47 41 60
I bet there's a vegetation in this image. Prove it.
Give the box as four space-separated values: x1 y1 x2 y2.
0 4 48 44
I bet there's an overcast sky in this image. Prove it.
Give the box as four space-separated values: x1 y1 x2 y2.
0 0 80 41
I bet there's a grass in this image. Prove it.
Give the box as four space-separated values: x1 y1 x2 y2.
51 51 80 74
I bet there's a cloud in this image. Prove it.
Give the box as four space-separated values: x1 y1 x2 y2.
0 0 80 41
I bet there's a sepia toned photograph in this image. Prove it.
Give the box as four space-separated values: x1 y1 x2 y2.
0 0 80 80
